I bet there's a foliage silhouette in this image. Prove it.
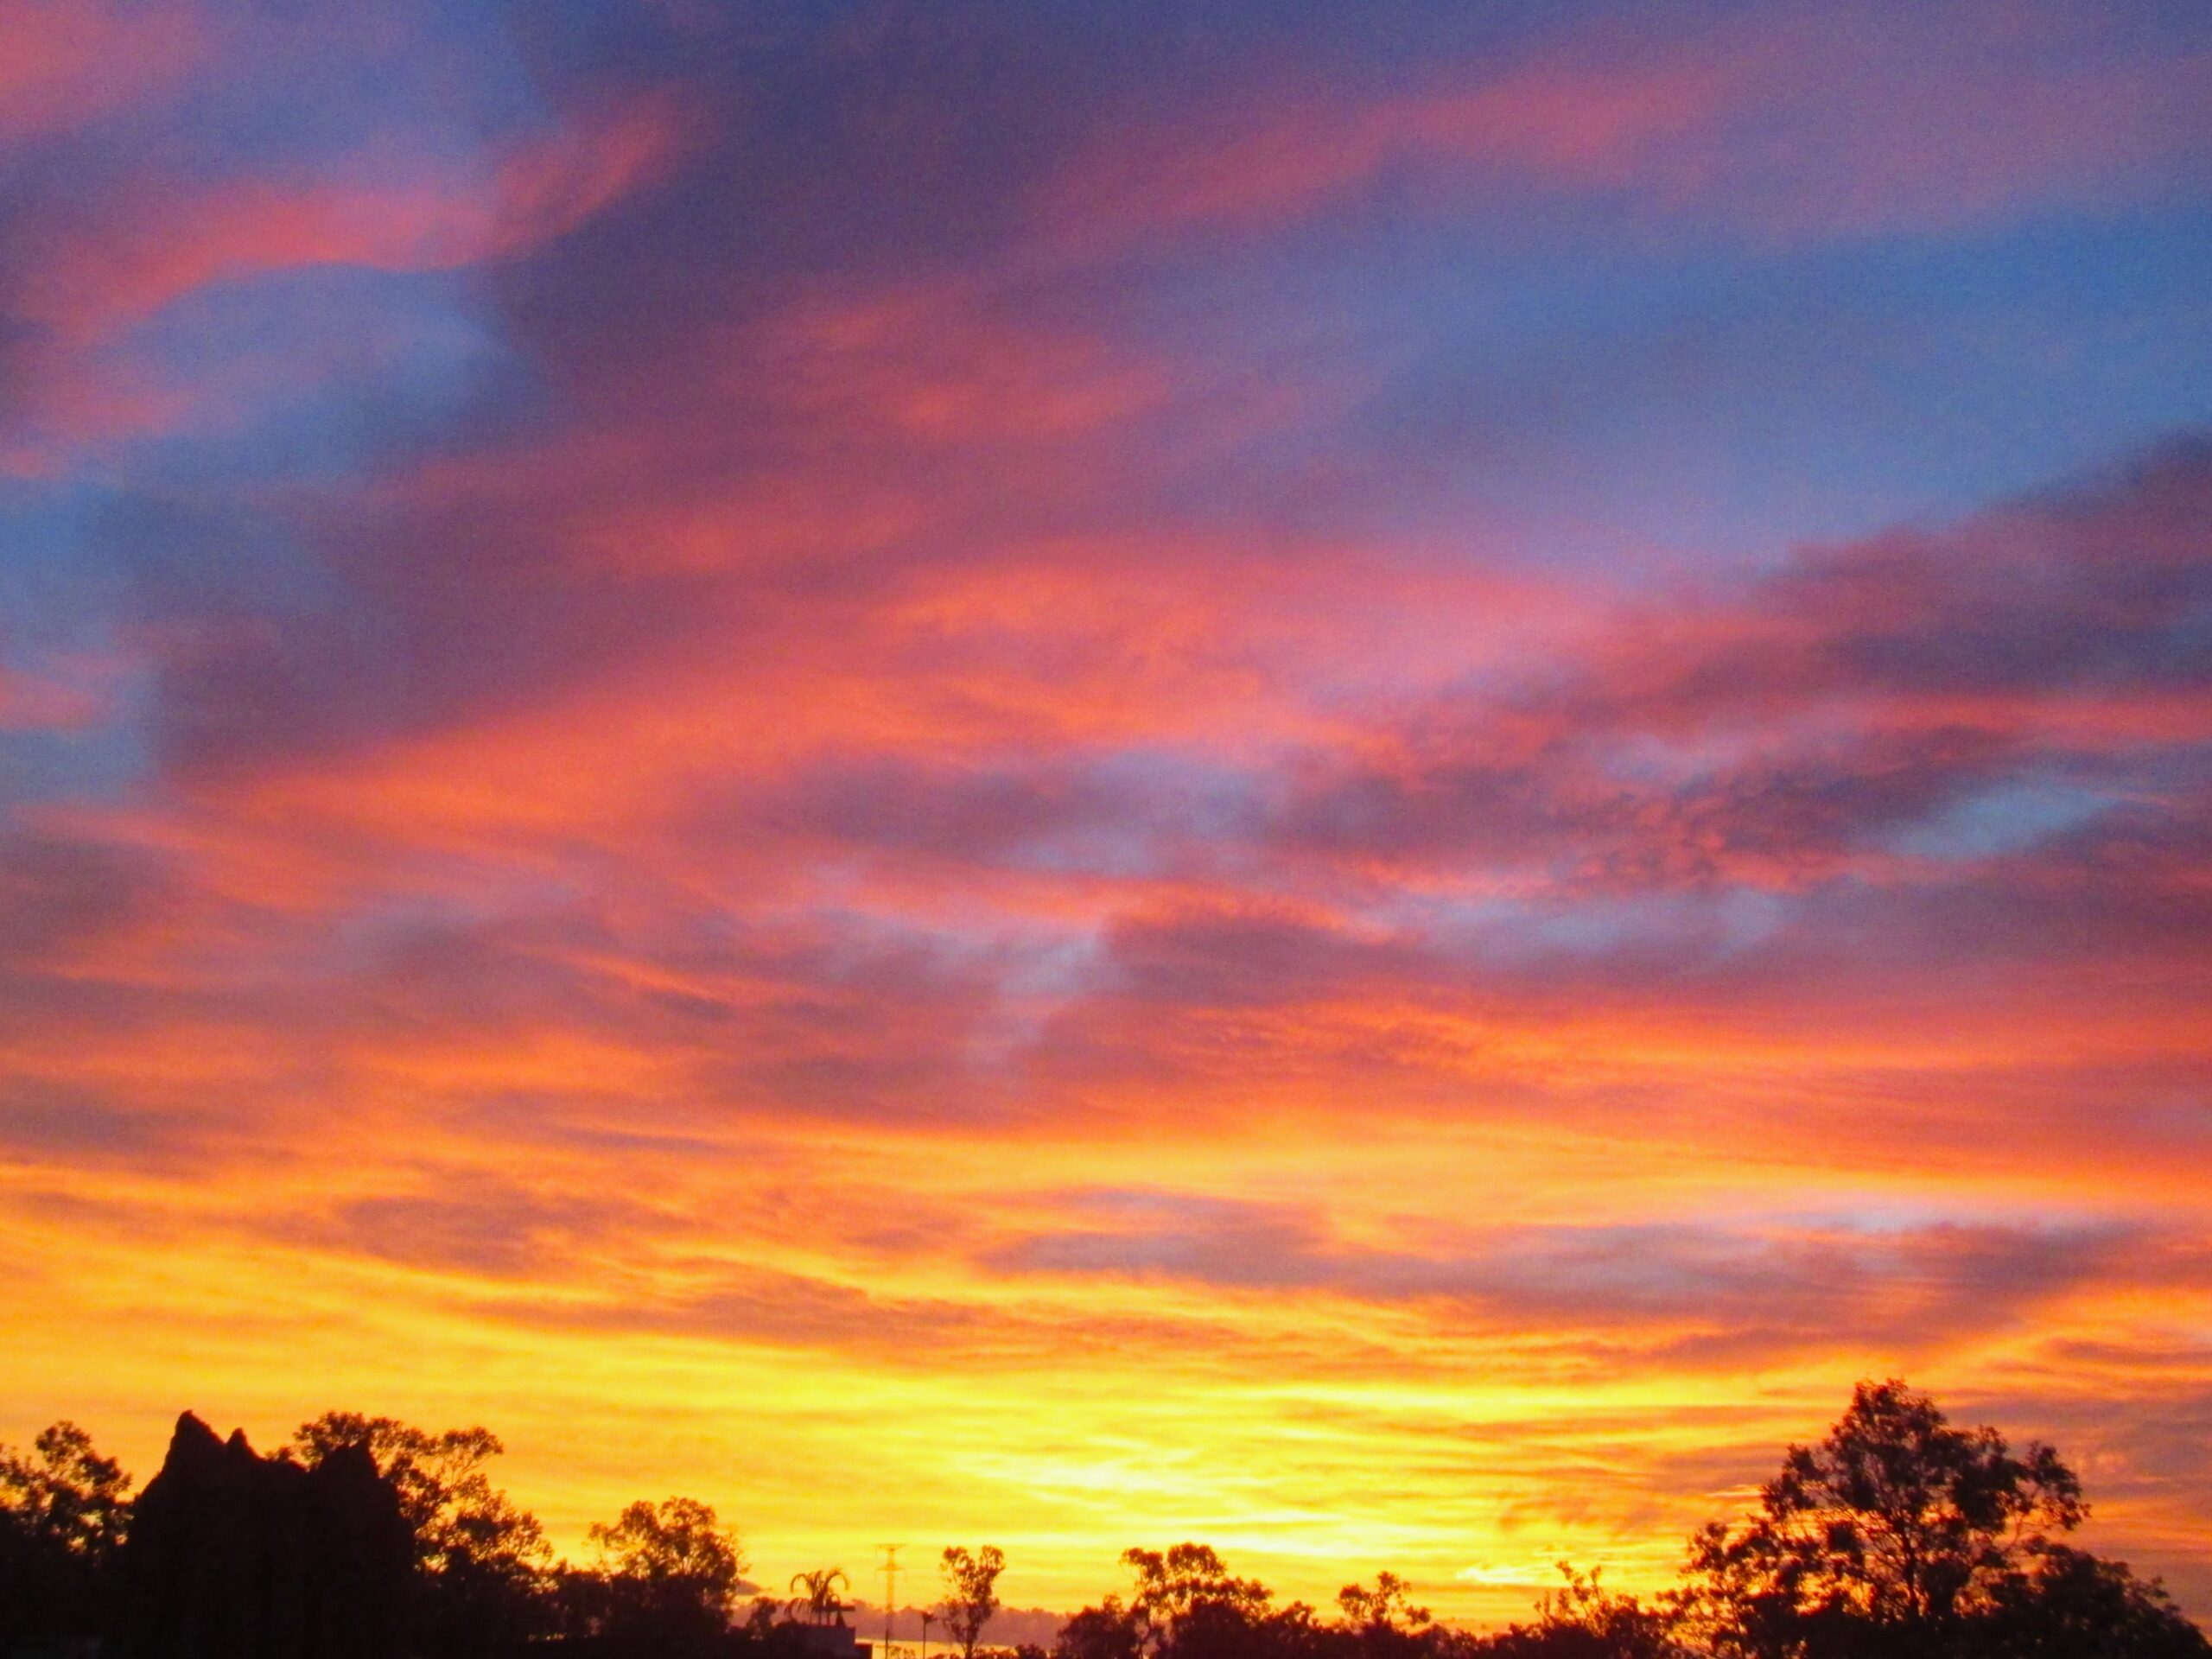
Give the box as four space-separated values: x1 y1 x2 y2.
290 1412 554 1657
1480 1565 1676 1658
0 1421 131 1650
1125 1543 1277 1655
941 1546 1008 1659
1338 1573 1431 1634
1335 1573 1440 1659
1975 1544 2212 1657
563 1494 747 1653
1054 1593 1146 1659
792 1567 855 1625
1663 1377 2194 1657
0 1381 2202 1657
1058 1543 1346 1659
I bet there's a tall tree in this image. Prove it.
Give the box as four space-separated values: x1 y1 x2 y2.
291 1413 553 1656
1084 1544 1314 1659
0 1421 132 1648
940 1545 1008 1659
575 1495 747 1649
1122 1544 1274 1656
1671 1380 2085 1654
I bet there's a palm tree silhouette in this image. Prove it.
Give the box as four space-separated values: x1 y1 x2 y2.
791 1567 854 1626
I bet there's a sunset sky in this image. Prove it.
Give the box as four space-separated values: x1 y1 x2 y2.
3 0 2210 1630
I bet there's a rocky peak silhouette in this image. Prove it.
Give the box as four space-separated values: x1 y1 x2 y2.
110 1411 411 1659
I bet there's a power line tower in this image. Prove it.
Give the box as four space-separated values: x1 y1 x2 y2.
877 1543 904 1659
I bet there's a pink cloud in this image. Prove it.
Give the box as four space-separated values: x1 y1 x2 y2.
1042 0 2212 253
15 96 688 346
1047 55 1720 249
758 290 1173 445
0 0 202 141
0 652 130 734
0 93 690 466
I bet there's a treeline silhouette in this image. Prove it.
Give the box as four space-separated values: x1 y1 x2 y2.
1 1381 2203 1658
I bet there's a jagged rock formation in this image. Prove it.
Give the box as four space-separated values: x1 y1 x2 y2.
109 1411 411 1659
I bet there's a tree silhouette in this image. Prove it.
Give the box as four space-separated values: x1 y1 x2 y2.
1058 1544 1325 1659
575 1494 746 1646
791 1566 854 1625
940 1545 1007 1659
1338 1573 1432 1634
1977 1543 2212 1656
1667 1377 2212 1657
1335 1573 1438 1659
1042 1384 2208 1657
1483 1565 1677 1658
0 1421 132 1649
1055 1599 1143 1659
290 1413 552 1656
2 1390 2203 1659
1123 1543 1274 1656
1672 1379 2077 1651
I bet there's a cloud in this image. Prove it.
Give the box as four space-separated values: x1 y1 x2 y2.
0 1087 206 1170
1046 53 1720 249
0 93 685 471
15 98 685 346
1043 0 2212 253
985 1192 2138 1366
308 1173 677 1279
0 0 202 143
1255 438 2212 905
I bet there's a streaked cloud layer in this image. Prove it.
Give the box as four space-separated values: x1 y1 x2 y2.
3 0 2209 1627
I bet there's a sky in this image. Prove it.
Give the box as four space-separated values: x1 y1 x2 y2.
2 0 2210 1630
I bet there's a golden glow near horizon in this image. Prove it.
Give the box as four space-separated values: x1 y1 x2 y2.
3 0 2210 1634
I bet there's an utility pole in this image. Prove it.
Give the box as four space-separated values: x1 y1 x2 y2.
877 1544 904 1659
